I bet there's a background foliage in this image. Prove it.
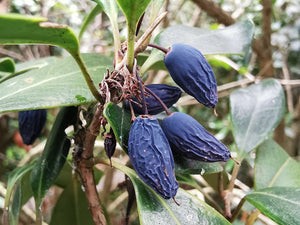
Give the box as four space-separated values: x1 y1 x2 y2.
0 0 299 225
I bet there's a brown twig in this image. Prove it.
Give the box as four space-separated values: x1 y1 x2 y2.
74 105 107 225
191 0 236 26
218 172 232 219
162 0 170 28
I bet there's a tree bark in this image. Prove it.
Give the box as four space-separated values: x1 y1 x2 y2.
192 0 236 26
74 106 107 225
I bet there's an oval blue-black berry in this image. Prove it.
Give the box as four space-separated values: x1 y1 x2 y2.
104 128 117 165
128 84 182 115
128 116 178 199
161 112 230 162
18 109 47 145
164 43 218 108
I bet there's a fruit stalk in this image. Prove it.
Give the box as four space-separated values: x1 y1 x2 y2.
144 87 172 115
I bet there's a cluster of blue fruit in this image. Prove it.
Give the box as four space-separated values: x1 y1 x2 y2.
17 43 232 203
128 43 232 201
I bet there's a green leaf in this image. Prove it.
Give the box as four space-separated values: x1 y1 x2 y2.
0 14 79 56
50 176 94 225
159 19 254 54
207 58 231 71
9 171 34 225
103 102 132 153
15 56 60 72
245 187 300 225
0 57 59 84
54 162 73 188
79 4 103 40
0 57 15 73
111 160 231 225
0 53 112 113
30 107 78 208
9 184 21 225
140 19 254 74
4 162 35 208
174 154 223 174
254 139 300 190
116 0 151 29
230 78 285 159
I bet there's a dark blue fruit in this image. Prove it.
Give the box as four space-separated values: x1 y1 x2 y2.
104 128 117 166
104 128 117 159
18 109 47 145
128 116 178 199
164 43 218 108
161 112 231 162
128 84 181 115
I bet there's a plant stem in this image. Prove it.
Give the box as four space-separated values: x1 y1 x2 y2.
219 163 241 219
144 87 171 115
230 198 246 222
72 52 104 104
35 207 42 225
219 172 232 218
74 105 107 225
126 23 136 72
228 163 240 192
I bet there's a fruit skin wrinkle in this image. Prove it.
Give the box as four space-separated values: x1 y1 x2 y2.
162 112 231 162
164 43 218 108
128 116 178 199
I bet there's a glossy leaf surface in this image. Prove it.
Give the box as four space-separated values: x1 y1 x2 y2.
116 0 151 29
254 139 300 189
230 78 285 159
103 102 132 153
14 56 59 72
174 154 223 174
111 160 231 225
140 19 254 74
30 107 77 207
0 13 79 55
245 187 300 225
0 53 112 113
